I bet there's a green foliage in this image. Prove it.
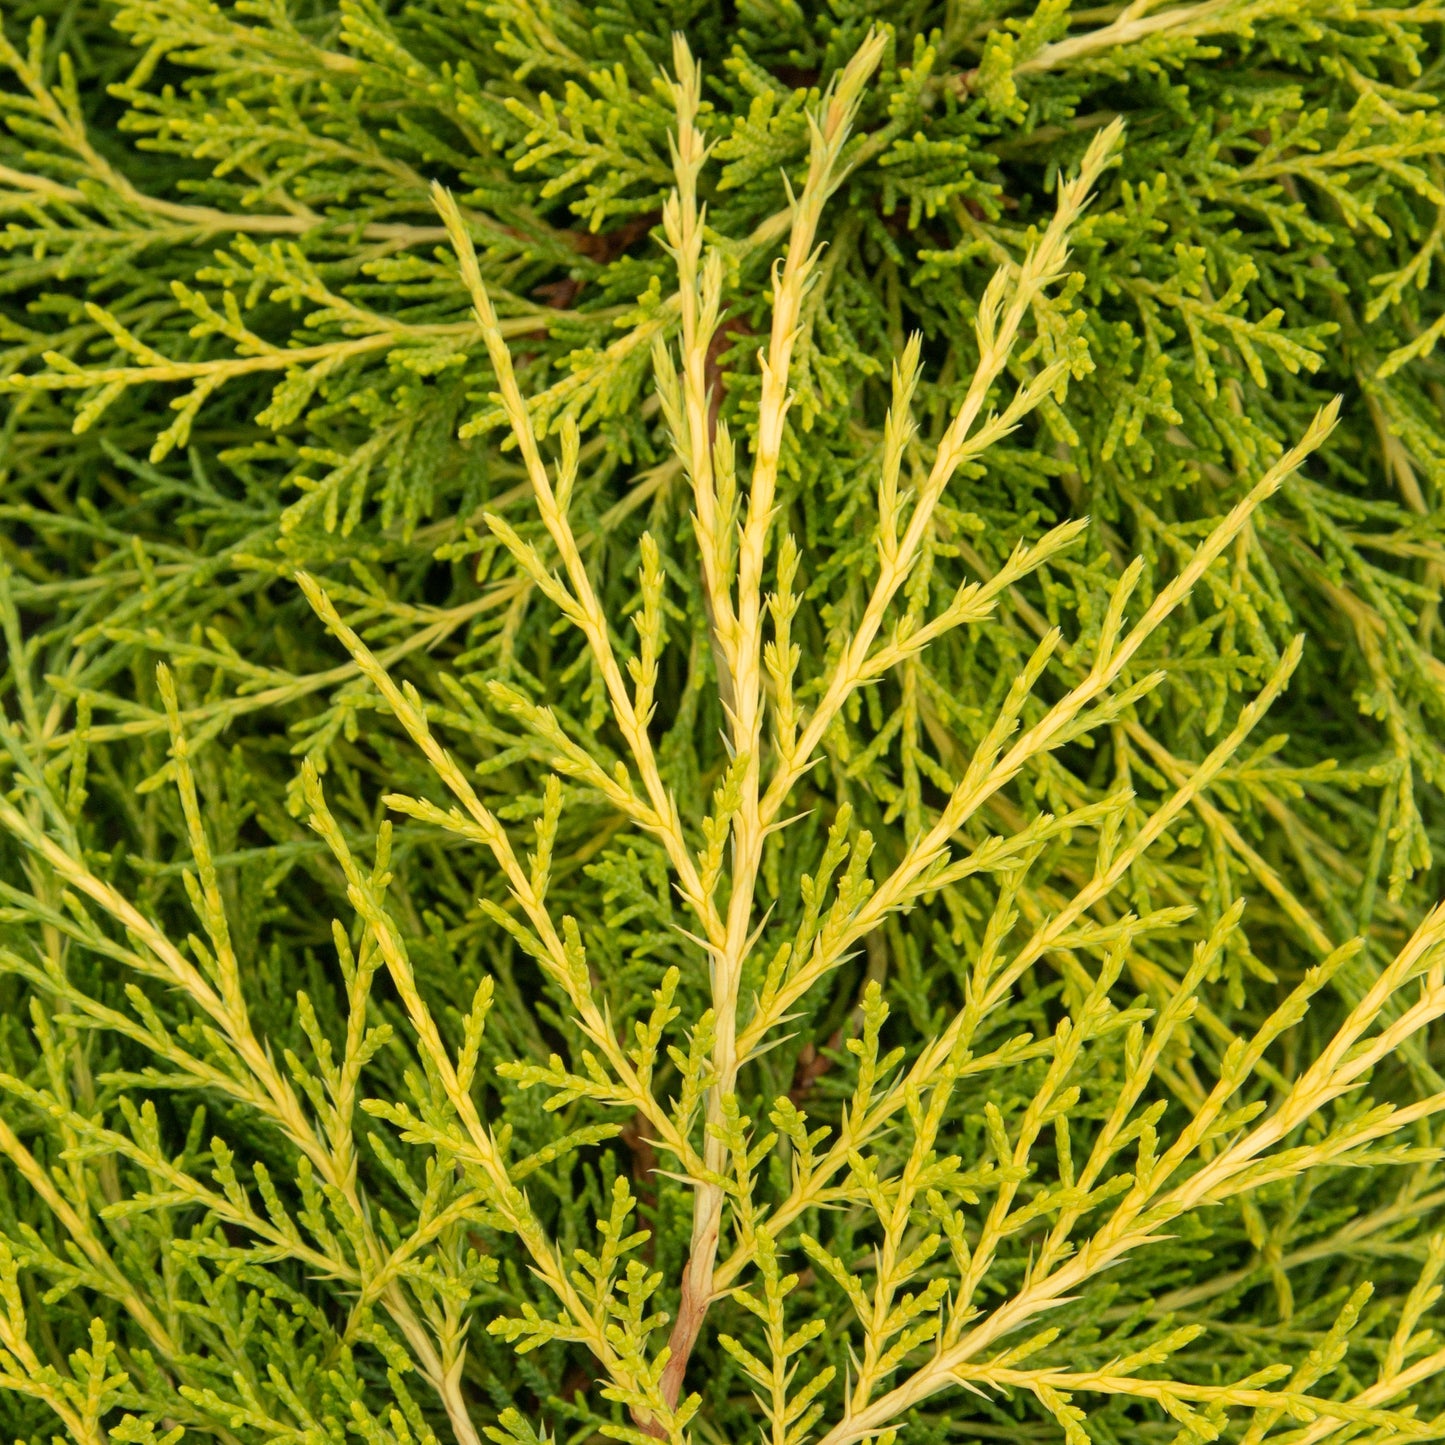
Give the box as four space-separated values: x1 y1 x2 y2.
3 4 1445 1445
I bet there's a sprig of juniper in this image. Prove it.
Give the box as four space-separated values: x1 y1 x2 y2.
4 31 1444 1445
3 4 1445 1445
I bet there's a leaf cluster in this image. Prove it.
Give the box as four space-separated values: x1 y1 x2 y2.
2 4 1445 1445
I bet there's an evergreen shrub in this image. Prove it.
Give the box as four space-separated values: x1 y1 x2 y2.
2 3 1445 1443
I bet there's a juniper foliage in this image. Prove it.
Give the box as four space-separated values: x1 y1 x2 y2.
2 4 1445 1445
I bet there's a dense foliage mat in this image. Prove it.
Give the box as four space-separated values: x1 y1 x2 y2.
3 2 1445 1443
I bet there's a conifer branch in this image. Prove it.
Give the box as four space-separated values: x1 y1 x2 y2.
2 7 1445 1445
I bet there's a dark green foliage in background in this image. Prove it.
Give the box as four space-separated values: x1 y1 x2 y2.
2 1 1445 1443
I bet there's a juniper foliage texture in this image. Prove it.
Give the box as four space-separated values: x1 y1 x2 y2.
2 3 1445 1445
